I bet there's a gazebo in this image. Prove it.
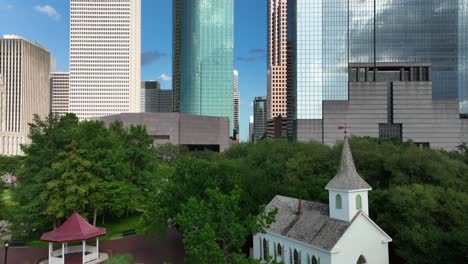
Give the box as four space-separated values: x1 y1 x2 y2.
40 212 109 264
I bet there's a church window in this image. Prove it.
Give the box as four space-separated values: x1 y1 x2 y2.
357 255 367 264
336 194 342 209
277 243 282 256
293 249 300 264
312 256 318 264
262 238 268 260
356 194 362 210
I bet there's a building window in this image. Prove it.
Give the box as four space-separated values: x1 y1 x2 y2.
357 255 367 264
356 195 362 210
312 256 318 264
277 243 282 256
293 249 300 264
263 238 268 260
336 194 342 209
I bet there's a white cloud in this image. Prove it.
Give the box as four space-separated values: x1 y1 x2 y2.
158 74 172 82
34 5 61 20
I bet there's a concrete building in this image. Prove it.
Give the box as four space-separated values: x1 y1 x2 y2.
253 136 391 264
98 113 231 152
233 70 239 137
173 0 234 135
303 63 468 151
0 35 51 155
287 0 468 141
50 72 70 116
141 81 173 113
69 0 141 120
266 116 288 139
267 0 289 119
253 97 267 142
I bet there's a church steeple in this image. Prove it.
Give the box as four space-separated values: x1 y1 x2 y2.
326 137 372 222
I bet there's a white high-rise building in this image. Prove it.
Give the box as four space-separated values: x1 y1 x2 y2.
50 72 70 116
233 70 239 136
0 35 51 155
69 0 141 119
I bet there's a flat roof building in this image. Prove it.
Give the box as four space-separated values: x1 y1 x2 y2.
50 72 70 116
98 113 231 152
141 81 173 113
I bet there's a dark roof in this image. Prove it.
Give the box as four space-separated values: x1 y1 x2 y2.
41 212 106 243
325 137 372 191
266 195 350 251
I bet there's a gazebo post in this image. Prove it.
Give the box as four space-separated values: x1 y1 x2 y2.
82 240 86 264
61 243 65 264
48 242 52 259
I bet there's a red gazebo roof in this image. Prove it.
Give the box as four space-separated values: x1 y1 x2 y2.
41 212 107 243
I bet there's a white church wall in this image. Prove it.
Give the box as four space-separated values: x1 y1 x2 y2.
254 232 332 264
329 190 369 222
331 214 390 264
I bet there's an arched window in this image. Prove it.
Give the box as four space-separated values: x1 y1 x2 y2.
277 243 282 256
293 249 300 264
357 255 367 264
336 194 342 209
262 238 268 260
312 255 318 264
356 194 362 210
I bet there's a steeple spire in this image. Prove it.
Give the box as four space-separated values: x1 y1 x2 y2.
325 137 371 191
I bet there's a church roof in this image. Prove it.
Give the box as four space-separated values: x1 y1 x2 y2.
41 212 106 243
266 195 350 251
325 137 371 191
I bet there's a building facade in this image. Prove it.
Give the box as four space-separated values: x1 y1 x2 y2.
249 116 254 142
98 113 231 152
141 81 173 113
287 0 468 141
268 0 289 119
233 70 239 137
0 35 51 155
253 97 267 142
50 72 70 116
69 0 141 120
173 0 234 135
253 137 391 264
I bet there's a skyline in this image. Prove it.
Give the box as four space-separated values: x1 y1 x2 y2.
0 0 268 142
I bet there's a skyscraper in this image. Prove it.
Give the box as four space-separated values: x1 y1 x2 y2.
173 0 235 135
0 35 51 155
69 0 141 120
141 81 173 113
253 97 267 142
233 70 240 136
50 72 70 116
287 0 468 141
267 0 288 119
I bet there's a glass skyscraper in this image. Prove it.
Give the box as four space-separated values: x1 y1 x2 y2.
173 0 235 135
288 0 468 126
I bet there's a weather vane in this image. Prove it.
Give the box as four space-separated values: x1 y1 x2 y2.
338 123 351 139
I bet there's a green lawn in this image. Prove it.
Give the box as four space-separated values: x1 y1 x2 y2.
25 214 142 247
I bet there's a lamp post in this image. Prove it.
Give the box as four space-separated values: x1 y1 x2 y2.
4 242 8 264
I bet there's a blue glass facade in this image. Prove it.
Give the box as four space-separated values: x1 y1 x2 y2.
173 0 234 134
289 0 468 122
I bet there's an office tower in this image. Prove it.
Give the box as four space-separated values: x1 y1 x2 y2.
233 70 239 136
173 0 235 135
249 116 254 142
50 72 70 116
141 81 173 113
287 0 468 141
267 0 288 119
69 0 141 120
253 97 267 142
0 35 51 155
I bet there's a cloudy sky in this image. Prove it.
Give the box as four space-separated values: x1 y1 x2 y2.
0 0 268 141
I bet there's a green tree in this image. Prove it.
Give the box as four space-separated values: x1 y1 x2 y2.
176 187 276 264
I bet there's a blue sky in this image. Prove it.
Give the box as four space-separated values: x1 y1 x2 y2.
0 0 267 141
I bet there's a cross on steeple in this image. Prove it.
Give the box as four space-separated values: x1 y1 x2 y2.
338 123 351 139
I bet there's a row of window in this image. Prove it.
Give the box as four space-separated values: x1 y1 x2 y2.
261 238 319 264
335 194 362 210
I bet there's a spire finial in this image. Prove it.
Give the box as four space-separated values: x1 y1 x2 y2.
338 123 351 139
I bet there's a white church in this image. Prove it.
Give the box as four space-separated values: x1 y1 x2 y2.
253 136 392 264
